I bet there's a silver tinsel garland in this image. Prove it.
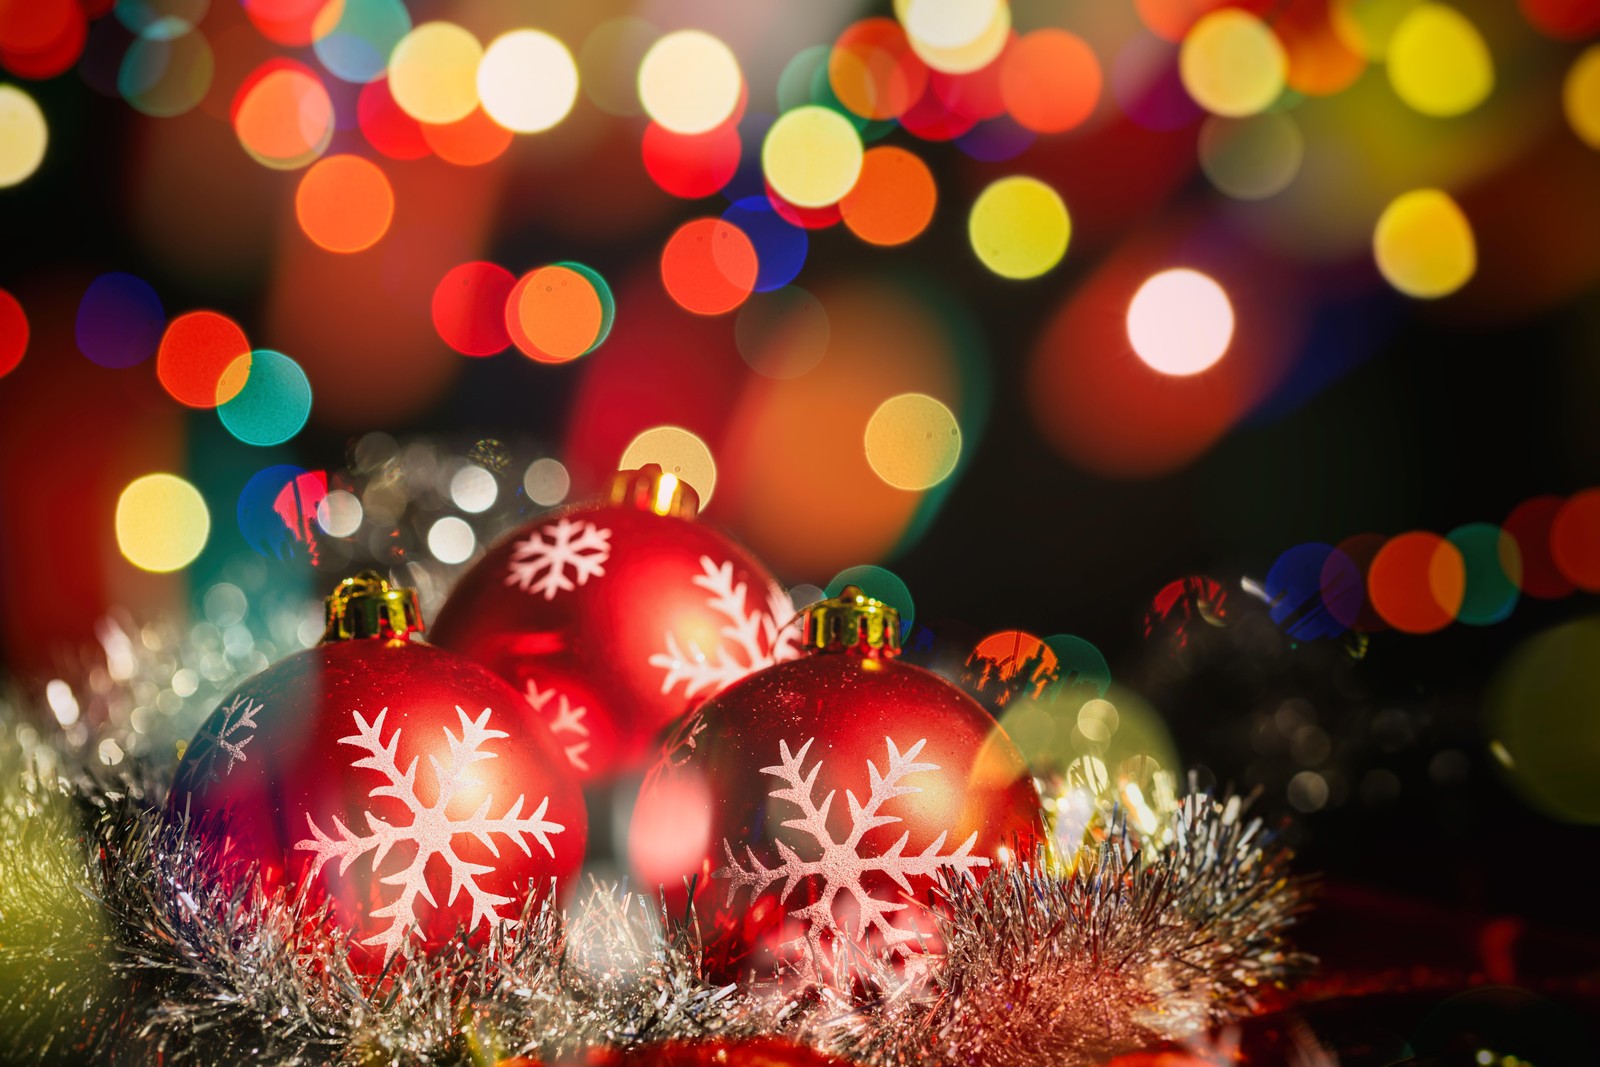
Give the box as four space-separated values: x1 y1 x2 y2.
0 709 1310 1067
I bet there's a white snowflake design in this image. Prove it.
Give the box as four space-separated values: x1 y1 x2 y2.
505 518 611 600
525 680 592 773
293 705 565 965
208 693 261 778
716 736 988 976
649 557 802 699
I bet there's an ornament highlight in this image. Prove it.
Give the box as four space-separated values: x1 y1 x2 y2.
168 571 586 972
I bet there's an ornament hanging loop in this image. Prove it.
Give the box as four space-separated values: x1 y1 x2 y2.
802 585 901 657
322 570 424 644
605 463 700 519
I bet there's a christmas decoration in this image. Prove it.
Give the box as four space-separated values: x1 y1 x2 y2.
0 702 1307 1066
430 464 799 781
166 571 587 972
630 587 1045 981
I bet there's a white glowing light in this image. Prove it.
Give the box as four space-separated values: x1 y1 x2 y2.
1126 268 1234 377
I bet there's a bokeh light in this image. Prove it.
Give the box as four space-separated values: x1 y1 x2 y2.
1368 530 1466 634
449 464 497 513
422 106 514 166
387 21 481 125
1000 29 1100 134
1126 268 1233 377
1504 495 1575 599
523 457 570 507
1373 189 1476 298
432 261 514 356
233 60 335 170
1331 0 1420 60
506 264 610 364
900 0 1011 74
722 198 807 291
216 349 313 446
295 154 394 253
1179 9 1286 118
735 285 829 379
642 121 741 199
1447 522 1522 626
840 145 936 246
660 217 758 316
315 488 363 536
620 426 717 507
1551 489 1600 592
428 515 476 564
478 29 578 134
966 630 1060 708
241 0 339 47
1266 542 1351 641
1387 3 1492 117
1322 533 1390 633
829 17 926 122
157 310 250 408
825 564 914 634
1564 45 1600 149
1044 634 1112 695
313 0 410 85
1197 112 1304 200
580 15 655 118
763 105 864 209
115 472 210 573
638 29 742 135
0 288 28 378
1488 617 1600 823
864 392 961 491
358 77 429 159
77 272 164 369
0 84 48 187
968 175 1069 279
118 24 214 118
238 464 325 558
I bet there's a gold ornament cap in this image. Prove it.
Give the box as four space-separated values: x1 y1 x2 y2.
322 570 424 644
802 586 901 658
605 463 700 519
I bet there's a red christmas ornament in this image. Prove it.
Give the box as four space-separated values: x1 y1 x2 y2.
430 464 798 782
630 587 1044 982
168 571 587 973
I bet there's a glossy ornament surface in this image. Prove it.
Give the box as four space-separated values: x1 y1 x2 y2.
430 465 798 781
168 572 586 973
629 588 1044 981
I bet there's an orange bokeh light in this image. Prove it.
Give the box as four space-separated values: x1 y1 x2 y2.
1000 29 1101 134
829 17 928 121
295 154 395 254
840 146 937 247
233 60 335 170
1368 531 1465 634
243 0 341 48
660 218 759 316
157 310 251 408
422 107 515 167
506 266 604 364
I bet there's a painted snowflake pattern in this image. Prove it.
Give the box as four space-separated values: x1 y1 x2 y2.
525 680 591 773
716 736 988 977
505 518 611 600
649 557 802 699
293 705 565 964
207 693 261 779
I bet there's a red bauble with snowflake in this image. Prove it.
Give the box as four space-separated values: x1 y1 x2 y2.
629 587 1044 982
167 572 587 974
429 464 798 782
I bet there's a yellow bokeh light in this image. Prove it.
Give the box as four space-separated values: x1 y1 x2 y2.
0 84 48 188
1564 45 1600 150
638 29 742 135
1387 4 1493 118
1488 617 1600 824
864 393 962 491
388 21 483 125
620 425 718 508
762 105 864 208
1332 0 1422 61
968 175 1070 280
897 0 1011 75
478 29 579 134
116 473 211 573
1179 10 1287 118
1373 188 1476 298
1126 269 1234 377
